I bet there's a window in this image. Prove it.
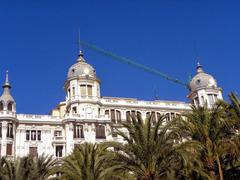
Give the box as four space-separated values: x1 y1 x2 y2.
105 110 121 123
165 112 176 121
80 85 87 97
111 110 116 123
208 94 216 105
68 88 71 98
72 87 75 96
6 144 12 156
73 125 84 138
54 130 62 137
80 84 93 97
7 102 13 111
126 111 142 121
7 123 13 138
26 130 30 140
116 111 121 122
146 112 161 125
87 85 92 96
105 110 109 116
72 107 77 114
26 130 41 141
29 147 38 157
0 123 2 138
194 97 199 105
201 96 204 104
31 130 36 140
96 125 105 139
56 145 63 157
0 102 3 111
37 130 41 141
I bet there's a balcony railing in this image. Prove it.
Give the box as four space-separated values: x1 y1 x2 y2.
0 111 16 118
52 136 66 143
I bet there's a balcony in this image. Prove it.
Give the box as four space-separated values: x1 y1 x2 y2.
52 136 66 144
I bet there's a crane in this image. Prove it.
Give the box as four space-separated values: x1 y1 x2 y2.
80 40 189 88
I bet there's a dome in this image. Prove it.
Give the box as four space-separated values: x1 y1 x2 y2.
189 63 217 92
67 52 96 80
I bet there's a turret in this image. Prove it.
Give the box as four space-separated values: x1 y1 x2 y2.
188 63 223 107
64 51 101 116
0 71 16 157
0 71 16 112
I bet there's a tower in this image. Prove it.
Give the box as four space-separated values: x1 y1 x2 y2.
64 51 101 116
63 51 105 154
188 63 223 107
0 71 17 157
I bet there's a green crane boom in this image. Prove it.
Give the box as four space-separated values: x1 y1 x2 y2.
80 40 188 88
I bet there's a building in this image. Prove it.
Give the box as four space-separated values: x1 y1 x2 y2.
0 51 223 158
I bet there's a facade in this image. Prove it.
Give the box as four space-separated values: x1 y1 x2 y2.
0 51 223 158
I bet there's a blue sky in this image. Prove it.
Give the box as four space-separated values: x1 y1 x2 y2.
0 1 239 114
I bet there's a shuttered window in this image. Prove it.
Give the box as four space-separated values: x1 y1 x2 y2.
73 125 84 138
6 144 12 156
87 85 92 96
96 125 106 139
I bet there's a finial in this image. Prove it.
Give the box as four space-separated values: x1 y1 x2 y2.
2 70 11 89
196 62 204 73
78 29 83 57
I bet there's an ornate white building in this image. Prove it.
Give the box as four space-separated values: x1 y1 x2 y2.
0 51 223 158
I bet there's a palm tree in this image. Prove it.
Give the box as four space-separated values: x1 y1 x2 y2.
0 155 56 180
0 156 34 180
106 113 203 180
32 154 57 180
218 92 240 180
59 142 123 180
175 104 239 180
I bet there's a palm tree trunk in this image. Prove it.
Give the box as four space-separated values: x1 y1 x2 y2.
207 158 215 180
216 154 224 180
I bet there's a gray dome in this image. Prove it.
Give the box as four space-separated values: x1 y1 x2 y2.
67 53 96 79
189 63 217 92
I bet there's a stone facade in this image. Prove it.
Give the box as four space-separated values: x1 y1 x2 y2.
0 52 223 158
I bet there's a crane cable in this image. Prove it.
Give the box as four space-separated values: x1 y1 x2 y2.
80 40 188 88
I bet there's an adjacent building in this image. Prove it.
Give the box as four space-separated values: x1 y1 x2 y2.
0 51 223 158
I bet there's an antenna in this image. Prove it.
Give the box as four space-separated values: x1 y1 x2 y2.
78 29 83 55
193 42 201 63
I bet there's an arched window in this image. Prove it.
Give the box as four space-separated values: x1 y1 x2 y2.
146 111 161 125
165 112 176 121
126 110 142 121
7 102 13 111
0 102 3 111
105 109 121 124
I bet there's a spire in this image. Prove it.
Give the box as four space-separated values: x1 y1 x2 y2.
76 30 85 62
196 62 204 74
2 70 11 89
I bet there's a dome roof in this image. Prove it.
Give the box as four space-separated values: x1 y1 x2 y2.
189 63 217 92
67 52 96 79
0 71 15 104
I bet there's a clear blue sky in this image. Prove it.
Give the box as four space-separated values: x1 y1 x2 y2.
0 1 239 114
